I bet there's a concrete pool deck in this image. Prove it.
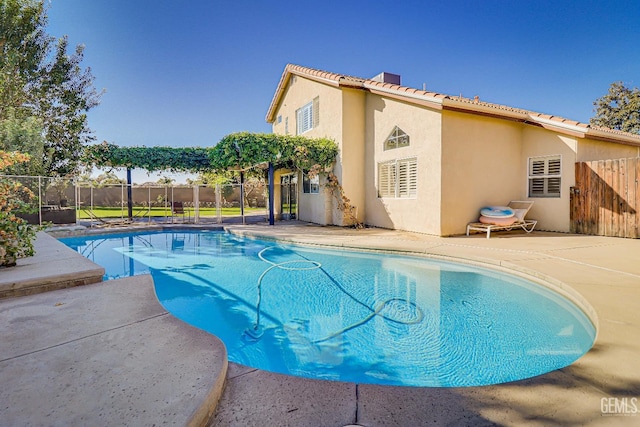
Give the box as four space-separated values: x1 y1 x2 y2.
1 223 640 426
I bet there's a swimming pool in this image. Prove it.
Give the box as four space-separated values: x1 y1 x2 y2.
60 230 596 387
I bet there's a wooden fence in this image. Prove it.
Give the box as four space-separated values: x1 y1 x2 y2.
570 158 639 238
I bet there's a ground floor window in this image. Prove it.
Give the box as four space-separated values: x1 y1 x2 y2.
528 155 561 198
303 171 319 194
378 157 417 198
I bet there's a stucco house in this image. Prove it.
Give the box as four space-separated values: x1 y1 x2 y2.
265 64 640 236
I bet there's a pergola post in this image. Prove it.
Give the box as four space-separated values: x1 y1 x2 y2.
268 162 274 225
126 167 133 221
240 170 245 224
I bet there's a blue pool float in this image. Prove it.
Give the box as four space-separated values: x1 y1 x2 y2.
480 206 515 218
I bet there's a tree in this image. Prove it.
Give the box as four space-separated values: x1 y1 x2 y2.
591 81 640 135
92 171 126 186
0 0 101 176
0 109 48 176
156 175 175 186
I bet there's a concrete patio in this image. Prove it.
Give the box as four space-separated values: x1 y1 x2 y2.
1 223 639 426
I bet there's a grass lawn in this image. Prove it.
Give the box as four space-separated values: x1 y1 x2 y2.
77 206 265 219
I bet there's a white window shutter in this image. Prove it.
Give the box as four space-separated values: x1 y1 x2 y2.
547 158 561 175
408 158 417 196
528 155 561 198
313 97 319 128
378 158 416 198
296 108 302 135
378 162 395 197
530 159 545 175
398 160 408 197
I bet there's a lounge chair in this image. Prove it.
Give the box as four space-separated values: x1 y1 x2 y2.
172 201 191 222
466 201 537 238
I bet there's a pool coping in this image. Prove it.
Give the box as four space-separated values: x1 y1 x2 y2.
0 233 229 426
215 223 640 425
3 222 640 425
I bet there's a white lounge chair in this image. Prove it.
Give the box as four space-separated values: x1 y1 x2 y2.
466 201 537 238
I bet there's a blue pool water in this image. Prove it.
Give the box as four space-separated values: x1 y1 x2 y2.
60 230 596 387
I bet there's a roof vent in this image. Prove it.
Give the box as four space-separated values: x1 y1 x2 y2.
371 72 401 85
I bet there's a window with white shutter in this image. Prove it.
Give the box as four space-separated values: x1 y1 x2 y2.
378 161 396 197
296 97 319 135
378 158 417 198
528 155 561 198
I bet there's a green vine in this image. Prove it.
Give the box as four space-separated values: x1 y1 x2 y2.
83 132 361 227
309 165 364 229
207 132 337 171
82 143 211 172
83 132 339 173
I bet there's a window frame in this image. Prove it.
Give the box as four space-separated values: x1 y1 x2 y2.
384 126 410 151
302 171 320 194
528 155 561 198
296 97 319 135
377 157 417 199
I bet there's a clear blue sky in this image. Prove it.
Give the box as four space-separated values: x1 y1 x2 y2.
47 0 639 180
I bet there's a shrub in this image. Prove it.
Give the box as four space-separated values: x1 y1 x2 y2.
0 151 40 267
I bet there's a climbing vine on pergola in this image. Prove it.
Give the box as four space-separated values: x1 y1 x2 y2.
81 132 361 226
82 132 339 173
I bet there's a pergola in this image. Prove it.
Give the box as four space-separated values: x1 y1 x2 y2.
82 132 338 225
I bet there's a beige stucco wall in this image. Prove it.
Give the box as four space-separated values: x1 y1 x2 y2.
335 88 366 224
440 111 525 235
269 70 640 235
270 75 343 225
577 138 640 162
520 127 578 232
364 95 442 235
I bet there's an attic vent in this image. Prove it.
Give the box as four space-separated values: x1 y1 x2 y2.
371 72 401 85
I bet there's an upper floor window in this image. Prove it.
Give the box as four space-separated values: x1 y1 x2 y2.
528 155 561 198
384 126 410 150
296 97 319 134
378 157 417 198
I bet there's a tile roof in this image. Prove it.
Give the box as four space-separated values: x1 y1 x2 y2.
266 64 640 146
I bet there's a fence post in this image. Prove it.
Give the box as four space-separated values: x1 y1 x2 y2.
90 185 94 228
164 186 168 222
121 183 125 222
75 179 79 224
38 176 42 226
215 184 221 224
193 185 200 224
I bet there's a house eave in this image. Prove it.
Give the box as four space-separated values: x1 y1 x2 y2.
363 82 445 110
266 63 640 148
266 64 345 123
